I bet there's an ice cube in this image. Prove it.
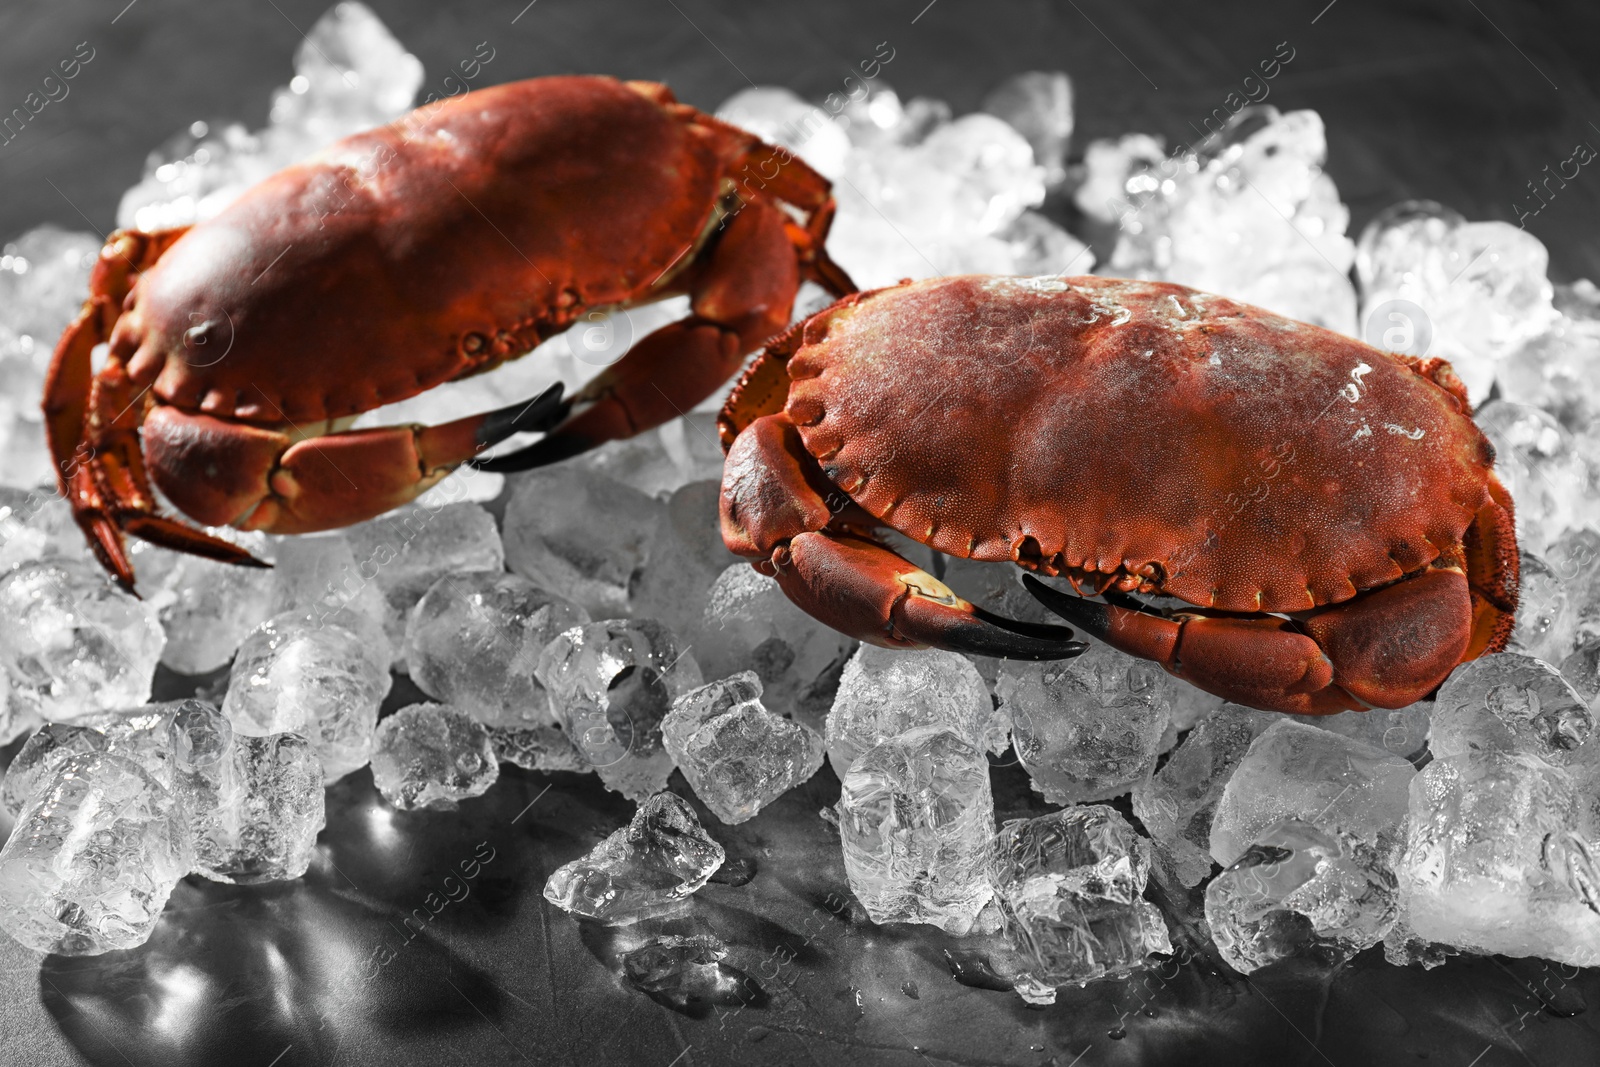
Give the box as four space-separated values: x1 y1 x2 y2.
0 751 191 955
1500 281 1600 433
1132 703 1278 886
137 528 278 674
485 722 587 773
1209 719 1415 867
405 570 588 727
837 725 995 935
1 704 179 817
662 672 825 824
1562 637 1600 704
543 791 725 925
0 488 87 572
0 558 165 723
1548 527 1600 643
629 481 740 642
1074 132 1167 225
343 501 504 659
697 564 856 722
118 1 424 232
1356 202 1557 403
996 210 1093 278
1398 751 1600 965
370 702 499 811
1310 702 1431 762
221 611 392 781
991 805 1171 1000
579 412 726 498
1477 401 1590 555
826 645 1001 776
980 71 1074 187
266 530 393 661
621 933 762 1015
0 227 101 490
502 466 664 618
1107 108 1358 334
168 700 324 884
1511 551 1579 661
994 644 1172 803
1431 651 1591 763
1205 817 1399 973
535 618 702 800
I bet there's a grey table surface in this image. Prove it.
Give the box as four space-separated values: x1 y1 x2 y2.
4 1 1600 1065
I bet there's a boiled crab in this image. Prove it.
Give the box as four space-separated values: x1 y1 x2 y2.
717 275 1519 714
45 75 854 588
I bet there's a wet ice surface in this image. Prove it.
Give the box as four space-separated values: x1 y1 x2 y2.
837 726 995 935
344 502 505 662
369 702 498 811
543 791 725 925
992 805 1172 1002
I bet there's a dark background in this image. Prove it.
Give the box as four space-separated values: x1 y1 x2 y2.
3 2 1600 1066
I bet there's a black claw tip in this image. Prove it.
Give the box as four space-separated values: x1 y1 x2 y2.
1022 574 1112 640
940 606 1085 661
474 383 570 448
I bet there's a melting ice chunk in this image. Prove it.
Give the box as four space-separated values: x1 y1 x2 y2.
1431 651 1591 763
1209 719 1415 867
1132 703 1278 886
502 467 664 618
0 751 191 955
662 672 825 824
1398 751 1600 966
837 726 995 935
1204 817 1399 973
543 791 724 925
0 559 165 724
2 703 180 816
698 564 856 723
992 805 1171 1002
995 644 1172 803
169 700 325 884
827 644 1001 775
536 618 702 801
343 501 504 660
222 611 392 781
370 702 498 811
405 570 588 727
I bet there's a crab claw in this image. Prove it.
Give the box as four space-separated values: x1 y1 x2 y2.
1024 575 1355 714
775 531 1085 660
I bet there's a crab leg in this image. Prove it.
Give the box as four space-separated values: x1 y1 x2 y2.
142 384 567 535
721 413 1084 660
474 193 846 472
42 227 266 587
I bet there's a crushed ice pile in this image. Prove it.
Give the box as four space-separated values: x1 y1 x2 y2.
3 0 1600 1009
